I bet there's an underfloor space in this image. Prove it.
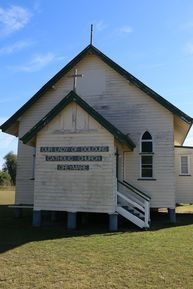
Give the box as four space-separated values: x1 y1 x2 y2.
12 209 188 231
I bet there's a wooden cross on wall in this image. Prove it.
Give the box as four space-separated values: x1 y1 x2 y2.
68 69 83 92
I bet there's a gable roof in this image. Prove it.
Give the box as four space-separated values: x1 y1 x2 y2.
0 44 192 134
20 91 135 150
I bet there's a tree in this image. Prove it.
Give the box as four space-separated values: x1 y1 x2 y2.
3 152 17 186
0 171 11 186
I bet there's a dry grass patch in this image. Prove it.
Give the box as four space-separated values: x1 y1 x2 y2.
176 204 193 213
0 186 15 205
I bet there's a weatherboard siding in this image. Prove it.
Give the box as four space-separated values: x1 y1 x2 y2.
15 141 34 204
175 147 193 203
33 104 116 213
18 55 175 137
17 54 176 208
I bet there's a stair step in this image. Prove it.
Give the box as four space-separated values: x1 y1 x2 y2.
128 209 134 212
117 206 146 228
119 206 145 219
116 186 150 229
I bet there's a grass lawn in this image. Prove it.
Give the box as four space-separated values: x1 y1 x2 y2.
1 204 193 288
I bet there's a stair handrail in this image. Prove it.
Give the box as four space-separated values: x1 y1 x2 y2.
118 180 151 201
123 180 151 201
117 190 145 212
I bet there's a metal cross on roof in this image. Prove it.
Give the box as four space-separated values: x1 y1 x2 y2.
68 69 83 92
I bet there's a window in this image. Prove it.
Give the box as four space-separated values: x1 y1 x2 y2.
180 156 189 175
141 131 153 153
140 131 153 178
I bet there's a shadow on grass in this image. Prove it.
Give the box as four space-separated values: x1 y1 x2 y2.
1 205 193 253
150 211 193 230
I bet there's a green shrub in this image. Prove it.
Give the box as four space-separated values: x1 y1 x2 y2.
0 171 11 186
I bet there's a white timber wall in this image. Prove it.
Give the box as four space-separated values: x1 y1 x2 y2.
17 53 175 208
175 147 193 203
15 140 34 204
34 103 116 213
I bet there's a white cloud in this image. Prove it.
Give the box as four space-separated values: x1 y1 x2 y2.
0 117 8 125
0 117 18 169
138 62 166 71
0 133 17 169
0 40 34 55
33 1 41 13
0 97 17 104
184 137 193 146
10 52 66 72
0 132 17 150
15 52 56 72
180 21 193 32
0 5 32 36
94 20 107 32
184 42 193 55
184 127 193 146
55 55 66 61
118 25 133 34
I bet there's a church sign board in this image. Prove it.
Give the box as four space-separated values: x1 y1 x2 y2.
40 146 109 171
40 146 109 152
57 164 89 171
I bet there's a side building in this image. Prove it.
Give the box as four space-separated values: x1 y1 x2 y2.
175 146 193 204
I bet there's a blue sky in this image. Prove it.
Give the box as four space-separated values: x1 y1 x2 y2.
0 0 193 168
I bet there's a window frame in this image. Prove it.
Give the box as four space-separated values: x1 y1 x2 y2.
140 131 153 154
180 155 190 176
140 131 154 179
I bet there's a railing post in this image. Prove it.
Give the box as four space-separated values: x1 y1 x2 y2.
32 210 41 227
115 177 118 206
144 201 150 228
109 213 118 231
67 212 77 230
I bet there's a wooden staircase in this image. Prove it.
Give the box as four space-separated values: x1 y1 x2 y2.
116 180 151 229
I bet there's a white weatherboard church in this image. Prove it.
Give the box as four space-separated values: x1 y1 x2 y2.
1 42 193 230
